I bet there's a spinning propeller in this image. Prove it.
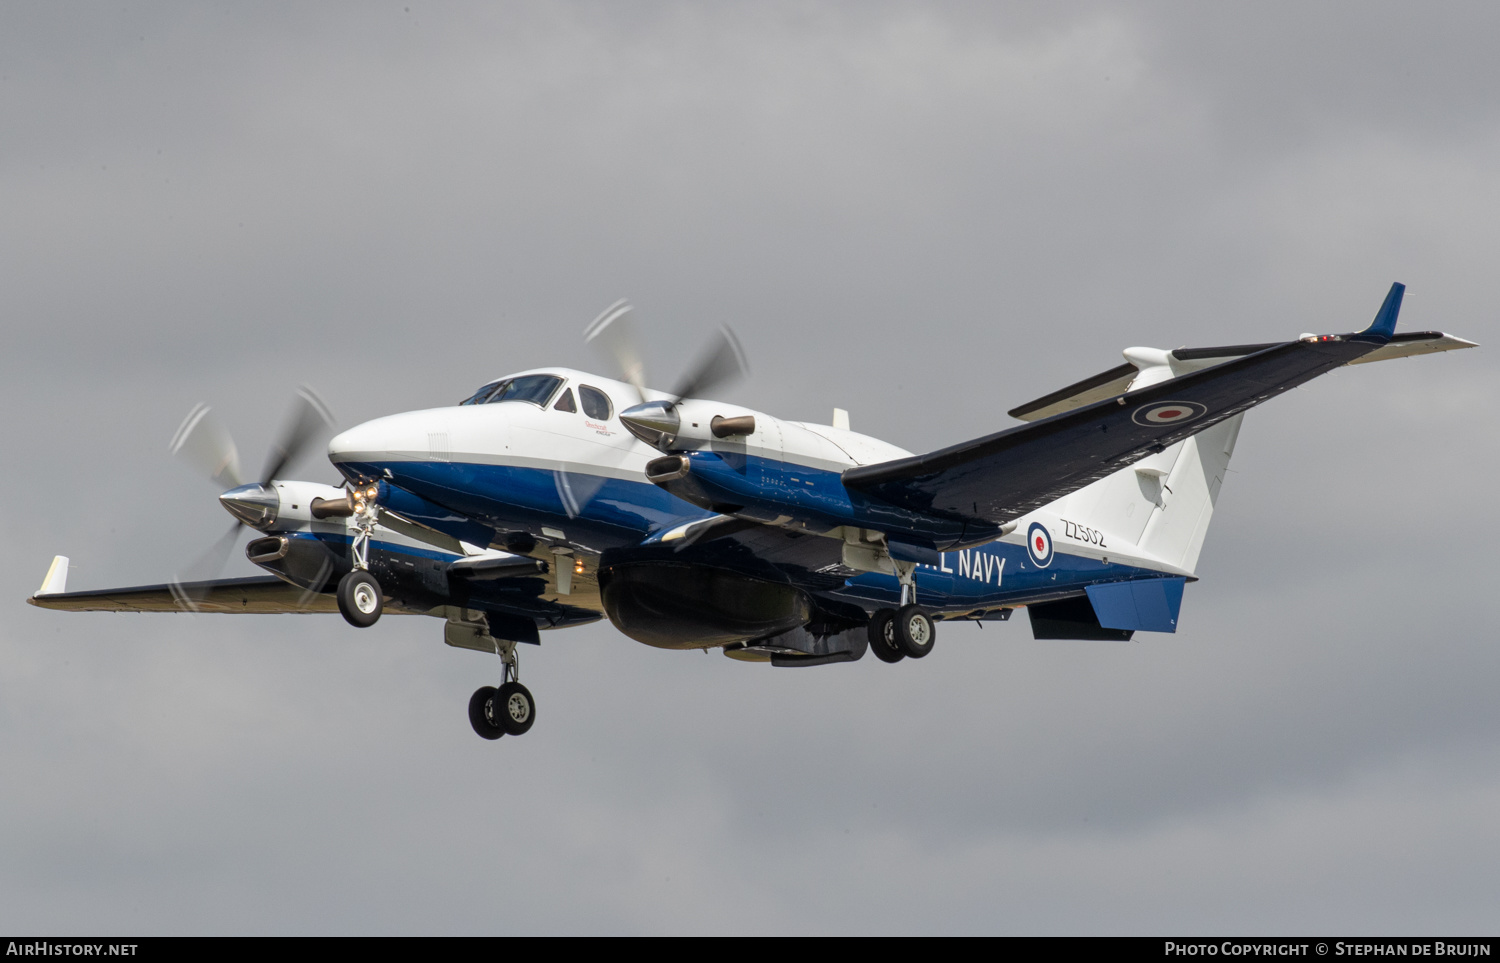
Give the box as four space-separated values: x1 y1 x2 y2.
167 387 335 602
585 299 750 452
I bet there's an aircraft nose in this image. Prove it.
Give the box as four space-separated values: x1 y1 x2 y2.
327 409 449 482
328 417 402 465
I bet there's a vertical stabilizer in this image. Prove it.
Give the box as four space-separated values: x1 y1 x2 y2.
1135 414 1242 572
1057 414 1242 574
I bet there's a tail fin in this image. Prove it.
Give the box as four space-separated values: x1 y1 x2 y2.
1135 415 1242 572
1055 412 1243 575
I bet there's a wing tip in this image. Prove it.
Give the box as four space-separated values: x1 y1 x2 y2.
34 555 69 597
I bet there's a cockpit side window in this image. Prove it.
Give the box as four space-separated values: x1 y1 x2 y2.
579 385 613 420
460 380 504 406
553 387 577 412
486 374 563 408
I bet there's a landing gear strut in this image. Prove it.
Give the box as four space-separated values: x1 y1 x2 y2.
337 485 384 628
468 637 536 740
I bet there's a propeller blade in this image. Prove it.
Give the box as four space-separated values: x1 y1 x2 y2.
584 299 648 405
553 467 607 519
169 403 243 489
258 386 335 485
669 326 748 403
168 520 244 611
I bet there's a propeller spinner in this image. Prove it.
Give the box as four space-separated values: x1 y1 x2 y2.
167 387 335 601
585 300 749 452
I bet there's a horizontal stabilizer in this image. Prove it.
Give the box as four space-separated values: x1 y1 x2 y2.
1084 577 1185 633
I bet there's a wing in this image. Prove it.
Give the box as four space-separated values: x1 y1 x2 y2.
28 574 344 614
1008 331 1476 422
844 286 1443 528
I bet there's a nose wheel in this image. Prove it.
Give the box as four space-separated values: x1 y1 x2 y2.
336 570 383 627
468 638 537 740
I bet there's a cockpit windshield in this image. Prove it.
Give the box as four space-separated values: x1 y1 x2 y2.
459 374 564 407
460 381 502 405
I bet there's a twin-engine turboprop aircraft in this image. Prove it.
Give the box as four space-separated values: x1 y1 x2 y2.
29 284 1476 740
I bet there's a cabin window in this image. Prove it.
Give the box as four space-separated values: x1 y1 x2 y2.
484 374 563 408
553 388 578 413
579 385 613 420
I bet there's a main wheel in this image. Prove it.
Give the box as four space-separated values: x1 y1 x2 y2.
867 609 905 663
468 686 505 740
337 570 383 628
495 681 536 736
894 604 935 659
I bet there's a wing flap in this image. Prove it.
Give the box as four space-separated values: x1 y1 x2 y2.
1007 363 1138 423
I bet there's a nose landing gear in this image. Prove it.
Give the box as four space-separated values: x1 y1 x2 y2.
468 637 537 740
337 484 385 628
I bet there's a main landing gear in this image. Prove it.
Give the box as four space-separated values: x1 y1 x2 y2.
867 571 936 662
867 604 937 661
468 638 536 740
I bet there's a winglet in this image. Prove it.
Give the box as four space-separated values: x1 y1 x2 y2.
36 555 70 596
1361 282 1405 339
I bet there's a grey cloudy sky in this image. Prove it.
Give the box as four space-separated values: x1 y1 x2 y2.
2 2 1496 935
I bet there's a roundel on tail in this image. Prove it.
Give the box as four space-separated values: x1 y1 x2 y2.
1131 400 1207 427
1027 522 1053 568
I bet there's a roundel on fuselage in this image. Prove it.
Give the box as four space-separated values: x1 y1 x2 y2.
1027 522 1053 568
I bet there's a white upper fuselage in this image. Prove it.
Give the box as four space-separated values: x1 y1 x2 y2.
327 366 911 489
324 366 1202 586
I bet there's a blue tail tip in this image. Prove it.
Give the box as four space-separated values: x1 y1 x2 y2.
1362 281 1405 339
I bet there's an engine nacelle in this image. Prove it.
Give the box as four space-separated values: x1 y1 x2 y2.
246 533 350 591
599 561 811 649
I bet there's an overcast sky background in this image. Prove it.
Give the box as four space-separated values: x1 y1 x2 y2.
2 2 1496 935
